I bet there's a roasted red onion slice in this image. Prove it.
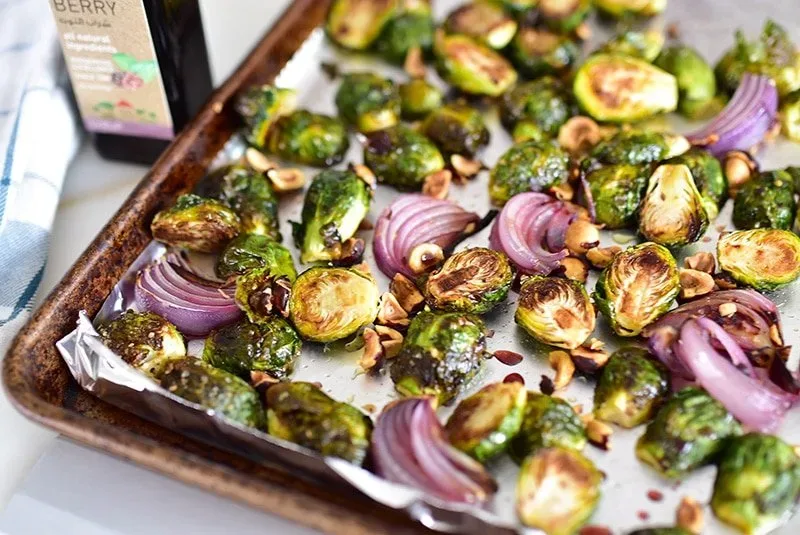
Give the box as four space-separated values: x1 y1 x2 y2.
372 397 496 504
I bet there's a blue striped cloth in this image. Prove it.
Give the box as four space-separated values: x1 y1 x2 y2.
0 0 80 347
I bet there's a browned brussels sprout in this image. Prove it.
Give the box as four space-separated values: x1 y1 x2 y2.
664 147 727 221
443 1 518 50
717 229 800 291
538 0 591 33
509 393 587 462
374 5 435 64
216 234 296 280
500 77 575 137
596 29 664 62
326 0 399 51
419 101 490 156
509 27 579 79
399 79 443 120
266 110 350 168
654 45 718 120
732 170 797 231
151 194 240 254
434 31 518 96
594 0 666 18
585 164 649 229
364 124 445 189
425 248 513 313
489 140 570 205
236 85 296 149
335 72 401 133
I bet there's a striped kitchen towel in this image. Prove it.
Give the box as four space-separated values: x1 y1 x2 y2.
0 0 81 347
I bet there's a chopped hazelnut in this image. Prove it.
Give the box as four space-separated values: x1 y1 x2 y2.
267 168 306 192
245 148 277 172
408 242 444 274
586 418 613 451
549 182 574 201
565 219 601 256
351 163 377 189
679 268 716 300
684 251 716 274
718 302 737 317
571 345 611 374
359 328 384 372
586 246 621 269
377 292 410 328
548 350 575 390
558 116 601 156
422 169 452 199
390 273 425 313
404 46 426 79
559 257 589 283
450 154 483 180
676 496 704 535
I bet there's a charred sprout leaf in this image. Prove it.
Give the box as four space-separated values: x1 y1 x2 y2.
781 90 800 142
664 148 727 221
151 194 240 254
390 310 488 405
509 392 587 463
590 130 689 166
443 1 518 50
654 45 718 119
594 0 666 18
516 447 602 535
732 170 797 230
289 266 379 342
515 276 596 350
296 169 371 264
325 0 398 50
711 433 800 535
509 27 579 79
160 358 264 429
267 382 372 465
236 85 296 149
585 164 649 229
639 163 710 247
203 317 300 380
425 248 513 314
434 31 518 96
335 72 401 133
489 140 570 205
97 311 186 377
593 242 679 337
538 0 592 33
216 234 296 280
445 381 527 462
500 77 575 136
420 101 490 157
266 110 350 168
717 229 800 291
636 387 742 479
574 54 678 122
593 347 669 428
374 8 435 64
596 29 664 62
363 124 445 189
399 79 443 120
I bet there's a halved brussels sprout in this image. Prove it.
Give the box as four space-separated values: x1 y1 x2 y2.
654 45 718 120
516 447 602 535
711 433 800 535
160 358 264 429
538 0 591 33
665 148 727 220
594 0 666 18
390 310 488 405
585 164 649 229
374 9 435 64
509 27 580 79
732 170 797 230
420 101 490 156
399 79 443 120
289 267 379 343
590 130 689 166
203 317 300 380
509 393 587 463
267 382 372 465
235 267 292 323
326 0 398 50
593 242 679 337
335 72 401 133
781 90 800 142
512 121 546 143
639 163 710 247
489 140 570 205
500 77 575 136
443 1 518 50
151 194 240 254
266 110 350 168
216 233 297 280
515 276 596 350
97 311 186 378
363 124 445 189
294 169 371 264
596 29 664 62
434 31 518 96
425 248 513 314
717 229 800 291
636 387 742 479
628 529 691 535
236 85 296 149
593 347 669 428
574 54 678 122
446 381 527 462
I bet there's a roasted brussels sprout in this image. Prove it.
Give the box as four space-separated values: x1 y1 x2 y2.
574 54 678 122
639 163 710 247
593 243 679 337
443 1 518 50
594 0 666 18
499 77 574 136
325 0 398 51
234 266 293 323
334 72 401 133
199 164 281 241
585 164 649 229
627 529 691 535
419 101 490 157
97 311 186 377
512 121 546 143
489 140 570 205
425 248 513 313
265 110 349 168
374 8 435 64
151 194 240 254
780 90 800 143
492 0 536 16
399 79 443 120
434 31 518 96
732 170 797 230
236 85 296 149
509 393 587 463
711 433 800 535
294 169 371 264
363 124 445 189
654 45 718 120
590 130 689 166
636 387 742 478
593 347 669 428
515 276 596 350
509 27 579 79
537 0 591 33
665 147 727 220
717 229 800 291
597 29 664 62
446 381 527 462
216 233 297 280
516 447 602 535
267 382 372 465
160 358 264 429
203 317 300 380
390 310 488 405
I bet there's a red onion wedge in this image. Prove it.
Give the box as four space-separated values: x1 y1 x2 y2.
372 397 497 504
687 73 778 157
135 256 241 337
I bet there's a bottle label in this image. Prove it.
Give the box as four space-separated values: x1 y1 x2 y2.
49 0 175 140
